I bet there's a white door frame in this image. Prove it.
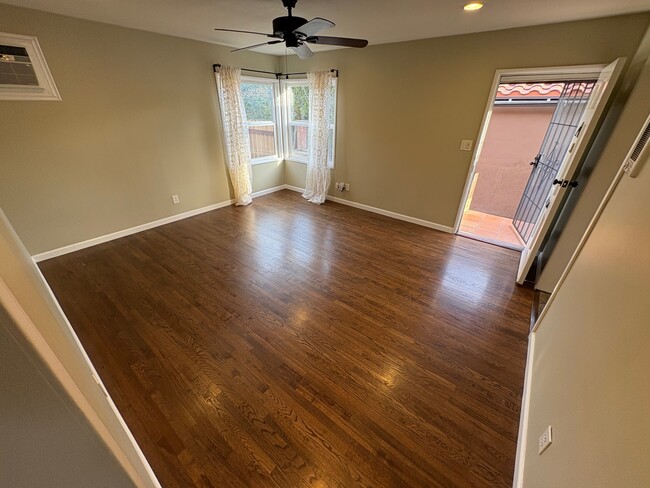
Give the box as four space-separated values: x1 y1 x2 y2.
452 64 607 234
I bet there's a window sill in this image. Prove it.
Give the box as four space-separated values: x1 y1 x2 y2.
251 157 282 166
285 158 307 165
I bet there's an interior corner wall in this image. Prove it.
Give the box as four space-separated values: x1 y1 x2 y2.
282 13 650 228
519 56 650 486
0 4 279 255
0 207 156 486
0 304 135 488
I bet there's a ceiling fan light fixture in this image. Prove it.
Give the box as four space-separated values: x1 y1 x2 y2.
463 2 484 11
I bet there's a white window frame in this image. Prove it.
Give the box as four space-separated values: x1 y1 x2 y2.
240 75 282 165
0 32 60 101
281 78 337 168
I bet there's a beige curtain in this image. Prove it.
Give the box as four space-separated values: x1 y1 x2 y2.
303 71 334 204
215 65 253 206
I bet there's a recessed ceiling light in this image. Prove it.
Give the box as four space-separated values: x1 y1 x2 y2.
464 2 484 11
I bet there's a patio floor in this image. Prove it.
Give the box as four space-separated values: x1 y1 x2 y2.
459 209 524 250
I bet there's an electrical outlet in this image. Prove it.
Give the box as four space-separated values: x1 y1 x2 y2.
460 139 473 151
345 183 350 191
171 194 180 204
538 426 552 454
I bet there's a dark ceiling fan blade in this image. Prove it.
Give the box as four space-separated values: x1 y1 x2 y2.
293 17 335 37
231 40 283 53
291 43 314 59
214 28 276 37
306 36 368 48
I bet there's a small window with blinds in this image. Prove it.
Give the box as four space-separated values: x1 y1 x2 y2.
0 32 60 101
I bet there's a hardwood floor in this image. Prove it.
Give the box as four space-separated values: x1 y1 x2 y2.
39 190 532 488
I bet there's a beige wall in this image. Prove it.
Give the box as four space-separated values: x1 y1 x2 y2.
0 4 280 255
1 6 648 255
283 14 650 227
519 55 650 487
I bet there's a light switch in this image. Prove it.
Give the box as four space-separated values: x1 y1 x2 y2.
460 140 473 151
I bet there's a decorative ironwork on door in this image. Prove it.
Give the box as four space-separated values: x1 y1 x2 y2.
512 80 597 242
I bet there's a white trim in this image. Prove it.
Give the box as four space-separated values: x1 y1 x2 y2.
283 185 454 233
0 32 61 101
250 184 286 198
326 195 454 233
281 78 337 169
32 185 286 262
453 69 502 233
453 63 607 234
499 64 606 83
32 200 231 262
32 183 454 263
512 332 535 488
285 157 308 165
250 156 282 166
284 185 306 193
240 76 282 165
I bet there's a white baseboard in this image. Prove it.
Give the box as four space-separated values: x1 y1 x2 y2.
32 184 452 262
283 185 305 193
284 185 453 233
512 333 535 488
31 185 286 262
250 184 286 199
326 194 454 233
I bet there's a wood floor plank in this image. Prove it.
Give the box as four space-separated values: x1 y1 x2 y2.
39 190 532 487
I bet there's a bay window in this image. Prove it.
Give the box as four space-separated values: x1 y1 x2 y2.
234 75 337 167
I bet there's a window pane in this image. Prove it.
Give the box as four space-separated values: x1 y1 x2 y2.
290 124 308 154
290 85 310 121
241 83 274 122
249 124 276 159
240 81 277 160
287 81 336 163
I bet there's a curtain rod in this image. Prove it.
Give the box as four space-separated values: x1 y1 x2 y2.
212 64 338 79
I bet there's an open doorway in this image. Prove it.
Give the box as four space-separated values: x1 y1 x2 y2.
459 82 566 249
455 60 624 283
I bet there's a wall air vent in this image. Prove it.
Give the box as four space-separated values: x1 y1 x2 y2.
624 113 650 178
0 32 60 101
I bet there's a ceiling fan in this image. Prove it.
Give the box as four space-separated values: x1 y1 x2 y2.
215 0 368 59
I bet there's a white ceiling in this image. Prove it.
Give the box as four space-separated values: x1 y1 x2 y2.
4 0 650 56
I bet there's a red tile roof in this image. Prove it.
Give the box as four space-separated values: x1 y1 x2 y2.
497 83 564 98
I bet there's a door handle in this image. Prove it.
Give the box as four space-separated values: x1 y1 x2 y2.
553 179 578 188
530 154 541 167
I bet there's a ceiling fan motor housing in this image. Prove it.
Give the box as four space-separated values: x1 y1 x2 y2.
273 16 308 39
